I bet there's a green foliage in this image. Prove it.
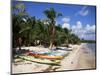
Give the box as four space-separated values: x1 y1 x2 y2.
12 3 80 48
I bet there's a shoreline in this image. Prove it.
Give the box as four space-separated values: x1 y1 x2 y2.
12 43 96 74
76 43 96 69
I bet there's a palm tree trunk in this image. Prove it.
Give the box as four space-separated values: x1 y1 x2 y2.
49 22 55 50
27 30 30 46
49 40 53 49
18 37 22 50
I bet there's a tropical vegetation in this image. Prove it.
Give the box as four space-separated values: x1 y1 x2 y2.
12 3 80 50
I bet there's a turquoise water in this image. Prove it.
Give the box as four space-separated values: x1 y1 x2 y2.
82 43 96 55
86 43 96 54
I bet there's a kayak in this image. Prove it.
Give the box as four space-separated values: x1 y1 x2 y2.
28 52 64 60
18 55 61 65
56 47 73 51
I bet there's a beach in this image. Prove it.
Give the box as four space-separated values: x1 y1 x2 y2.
76 43 96 69
12 43 96 74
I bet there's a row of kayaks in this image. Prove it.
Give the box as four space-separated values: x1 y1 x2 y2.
16 49 70 65
28 52 64 60
18 55 61 65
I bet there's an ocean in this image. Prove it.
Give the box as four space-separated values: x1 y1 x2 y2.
86 43 96 53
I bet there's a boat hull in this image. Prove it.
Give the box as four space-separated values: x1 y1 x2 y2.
28 53 64 60
19 55 61 65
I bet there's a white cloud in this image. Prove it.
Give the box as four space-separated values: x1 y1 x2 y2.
62 23 70 29
62 17 71 29
75 6 89 16
71 21 95 40
61 17 95 40
72 21 83 34
76 21 82 29
80 10 89 16
85 24 95 33
62 17 70 23
72 25 76 30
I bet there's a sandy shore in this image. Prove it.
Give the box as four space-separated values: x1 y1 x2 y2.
12 43 96 74
76 43 96 69
57 43 96 71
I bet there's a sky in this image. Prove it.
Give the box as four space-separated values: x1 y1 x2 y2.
12 1 96 40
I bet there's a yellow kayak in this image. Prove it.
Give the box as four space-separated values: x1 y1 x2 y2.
19 55 61 65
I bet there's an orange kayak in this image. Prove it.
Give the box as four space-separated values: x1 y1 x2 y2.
28 53 63 60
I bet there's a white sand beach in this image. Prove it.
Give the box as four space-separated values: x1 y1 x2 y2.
12 43 96 74
57 43 95 71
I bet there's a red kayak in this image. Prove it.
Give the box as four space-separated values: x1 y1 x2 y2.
28 52 63 60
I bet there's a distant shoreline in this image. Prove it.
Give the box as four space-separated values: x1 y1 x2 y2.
80 40 96 43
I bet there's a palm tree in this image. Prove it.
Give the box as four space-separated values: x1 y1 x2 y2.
31 19 45 46
63 28 71 47
19 16 36 46
44 8 62 49
12 3 28 49
69 33 80 44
